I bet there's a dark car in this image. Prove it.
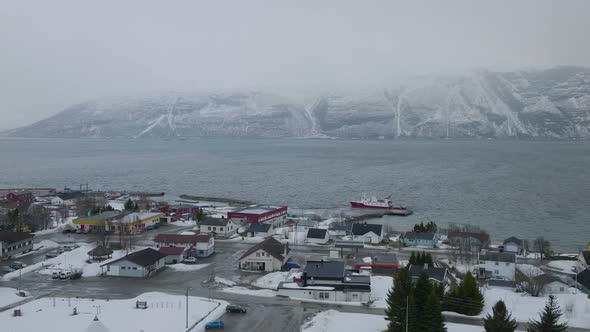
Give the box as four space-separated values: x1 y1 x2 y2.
226 304 247 313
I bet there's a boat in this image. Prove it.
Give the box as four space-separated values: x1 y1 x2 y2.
350 195 413 216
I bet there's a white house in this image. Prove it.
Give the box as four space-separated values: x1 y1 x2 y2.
535 274 570 296
503 237 524 254
158 246 185 264
153 233 214 257
198 218 241 238
277 260 371 302
478 252 516 281
238 237 290 272
100 248 166 278
0 231 34 259
351 223 383 244
245 223 273 238
305 228 330 244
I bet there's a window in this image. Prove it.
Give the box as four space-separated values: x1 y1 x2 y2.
213 227 217 231
494 270 499 274
220 227 224 231
256 253 261 257
559 287 564 292
133 267 138 270
505 262 510 266
208 227 211 231
121 266 126 270
495 262 499 266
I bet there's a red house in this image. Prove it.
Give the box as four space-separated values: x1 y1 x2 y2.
227 205 288 226
6 192 35 206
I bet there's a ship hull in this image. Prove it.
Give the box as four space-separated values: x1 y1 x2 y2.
350 202 413 215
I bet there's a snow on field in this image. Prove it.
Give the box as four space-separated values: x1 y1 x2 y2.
370 276 393 307
34 240 60 250
0 292 227 332
107 200 125 211
517 264 544 277
222 287 276 297
168 263 210 272
214 276 236 286
251 271 294 290
32 217 77 235
2 244 133 281
479 288 590 328
0 287 30 308
301 310 483 332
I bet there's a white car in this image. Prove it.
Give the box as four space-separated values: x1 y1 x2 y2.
182 257 197 264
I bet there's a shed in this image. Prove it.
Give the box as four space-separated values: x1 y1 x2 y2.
87 245 114 261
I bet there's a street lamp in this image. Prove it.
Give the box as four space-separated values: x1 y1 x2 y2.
185 287 192 329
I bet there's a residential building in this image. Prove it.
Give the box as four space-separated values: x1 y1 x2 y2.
73 211 163 233
355 254 400 275
277 260 371 302
305 228 330 244
447 231 490 252
198 218 242 238
245 223 273 238
100 248 166 278
158 246 185 264
227 205 288 226
578 251 590 269
351 223 383 244
503 237 525 254
409 265 449 286
478 252 516 281
400 232 438 247
535 274 570 296
51 192 85 206
5 192 35 206
0 231 35 259
153 234 214 257
238 237 290 272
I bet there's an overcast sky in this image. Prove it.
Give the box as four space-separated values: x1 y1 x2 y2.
1 0 589 129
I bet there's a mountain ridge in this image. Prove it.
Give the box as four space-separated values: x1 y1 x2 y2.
6 66 590 140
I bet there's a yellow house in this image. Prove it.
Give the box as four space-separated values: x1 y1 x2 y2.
73 211 163 232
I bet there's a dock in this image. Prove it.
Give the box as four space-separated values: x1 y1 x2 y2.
179 195 254 206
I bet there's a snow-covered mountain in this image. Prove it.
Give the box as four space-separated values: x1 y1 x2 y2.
7 66 590 139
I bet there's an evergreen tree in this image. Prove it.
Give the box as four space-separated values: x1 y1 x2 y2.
425 252 433 266
460 272 484 315
409 252 416 265
417 252 424 265
527 295 568 332
124 199 134 211
425 288 447 332
484 300 518 332
385 268 416 332
414 271 433 331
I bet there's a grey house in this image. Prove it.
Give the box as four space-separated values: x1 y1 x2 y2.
409 265 449 286
0 231 34 259
502 237 524 254
101 248 166 278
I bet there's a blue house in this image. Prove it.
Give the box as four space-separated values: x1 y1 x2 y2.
401 232 438 248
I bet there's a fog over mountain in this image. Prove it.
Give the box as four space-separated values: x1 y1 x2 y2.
6 66 590 140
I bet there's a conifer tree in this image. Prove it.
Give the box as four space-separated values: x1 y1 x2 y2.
426 252 433 266
425 288 447 332
385 268 416 332
124 198 134 211
409 252 416 265
414 270 433 331
483 300 518 332
527 295 568 332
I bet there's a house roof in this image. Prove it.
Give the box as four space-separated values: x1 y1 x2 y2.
448 231 490 244
304 260 345 279
577 269 590 289
87 245 113 257
403 232 436 241
154 233 211 243
159 246 185 255
533 274 567 286
297 219 318 227
246 223 272 233
408 265 447 282
351 223 382 236
488 280 516 288
503 236 523 246
200 218 230 226
101 248 166 267
306 228 328 239
372 254 399 265
239 237 288 262
480 252 516 263
580 251 590 265
57 192 85 201
0 231 34 244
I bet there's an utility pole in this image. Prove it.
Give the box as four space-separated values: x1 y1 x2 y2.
405 295 408 332
185 287 191 329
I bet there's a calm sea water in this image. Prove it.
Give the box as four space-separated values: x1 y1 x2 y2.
1 137 589 251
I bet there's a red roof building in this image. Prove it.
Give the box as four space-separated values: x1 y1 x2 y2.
227 205 287 226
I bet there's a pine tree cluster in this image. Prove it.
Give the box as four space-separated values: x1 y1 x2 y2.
413 221 438 233
409 251 433 266
442 272 484 316
385 268 446 332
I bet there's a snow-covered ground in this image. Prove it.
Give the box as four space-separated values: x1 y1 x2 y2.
214 276 236 287
31 216 77 235
0 292 227 332
2 244 133 281
517 264 544 277
544 260 583 275
477 288 590 328
222 287 276 297
167 263 210 272
107 200 125 211
370 276 393 307
301 310 485 332
0 287 30 308
251 271 301 290
33 240 60 250
168 219 197 226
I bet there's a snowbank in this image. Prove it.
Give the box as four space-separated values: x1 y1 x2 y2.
252 271 291 290
214 276 236 287
301 310 482 332
517 264 544 277
0 287 30 308
168 263 210 272
222 287 276 297
0 292 227 332
33 240 60 250
370 276 393 307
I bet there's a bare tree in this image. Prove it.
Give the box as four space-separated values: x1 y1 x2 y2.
533 237 552 260
517 267 544 297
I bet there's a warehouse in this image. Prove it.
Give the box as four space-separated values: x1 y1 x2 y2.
73 211 163 233
227 205 288 226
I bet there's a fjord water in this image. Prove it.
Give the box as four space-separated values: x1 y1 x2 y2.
1 137 588 251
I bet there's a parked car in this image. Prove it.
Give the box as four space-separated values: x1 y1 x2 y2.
69 271 82 280
182 257 197 264
52 272 60 279
46 251 60 259
62 245 73 252
9 261 26 270
226 304 247 313
59 271 72 279
205 320 224 329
